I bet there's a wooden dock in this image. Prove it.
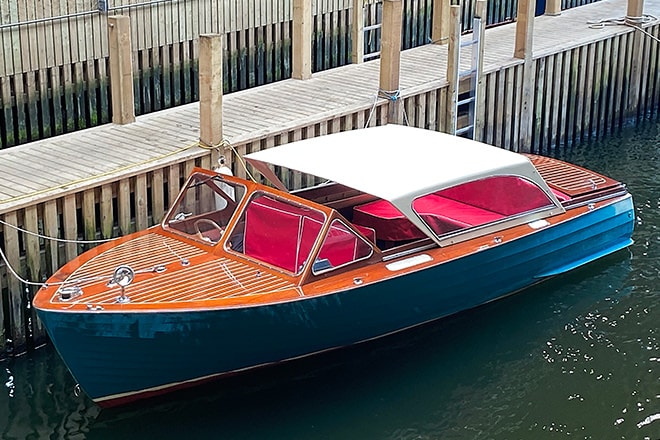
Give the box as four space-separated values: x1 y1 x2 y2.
1 0 657 211
0 0 659 352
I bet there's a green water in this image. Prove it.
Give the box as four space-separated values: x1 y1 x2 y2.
1 121 659 439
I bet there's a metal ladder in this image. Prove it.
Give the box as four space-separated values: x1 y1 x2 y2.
453 15 484 139
363 0 383 62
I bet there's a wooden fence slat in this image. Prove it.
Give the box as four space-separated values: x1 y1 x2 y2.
495 69 506 147
574 45 587 142
152 169 165 224
593 40 605 138
24 205 42 282
117 178 132 236
23 204 45 341
62 193 78 261
541 54 554 152
549 53 562 148
82 188 96 245
533 58 545 153
511 65 522 151
43 199 60 275
100 183 114 239
3 211 25 350
503 67 515 150
135 173 149 231
651 26 660 118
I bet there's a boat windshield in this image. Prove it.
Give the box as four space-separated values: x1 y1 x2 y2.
228 192 327 274
165 173 247 244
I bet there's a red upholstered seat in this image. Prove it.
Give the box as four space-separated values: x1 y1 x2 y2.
353 200 425 241
243 195 324 273
415 195 505 226
353 196 507 241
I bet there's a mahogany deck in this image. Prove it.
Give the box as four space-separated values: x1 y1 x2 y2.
0 0 657 213
42 232 298 307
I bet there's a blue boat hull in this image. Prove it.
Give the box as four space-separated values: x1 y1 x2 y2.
36 196 634 405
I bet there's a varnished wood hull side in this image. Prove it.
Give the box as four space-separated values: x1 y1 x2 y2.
36 195 635 406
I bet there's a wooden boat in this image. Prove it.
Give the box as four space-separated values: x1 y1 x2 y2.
33 125 635 407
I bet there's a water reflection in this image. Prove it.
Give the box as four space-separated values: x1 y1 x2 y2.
1 121 658 439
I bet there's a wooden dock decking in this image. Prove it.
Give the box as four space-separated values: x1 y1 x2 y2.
0 0 657 213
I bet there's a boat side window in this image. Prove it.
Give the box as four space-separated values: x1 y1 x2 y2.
166 173 246 244
312 219 373 275
412 175 555 236
234 193 326 274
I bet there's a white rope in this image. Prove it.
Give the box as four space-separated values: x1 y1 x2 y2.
588 14 660 44
364 88 411 128
0 218 113 244
0 245 46 287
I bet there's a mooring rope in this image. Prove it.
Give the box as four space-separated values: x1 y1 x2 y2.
588 14 660 44
0 246 47 287
0 218 113 245
198 138 257 183
364 89 411 128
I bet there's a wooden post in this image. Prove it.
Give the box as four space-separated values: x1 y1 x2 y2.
432 0 450 45
108 16 135 125
380 0 404 123
474 0 487 141
514 0 534 59
545 0 561 16
199 34 224 148
292 0 312 79
514 0 535 151
446 5 461 133
627 0 644 18
627 25 645 116
352 0 365 63
625 0 645 120
24 206 45 342
3 212 25 352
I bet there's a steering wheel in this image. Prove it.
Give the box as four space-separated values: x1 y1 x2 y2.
193 218 224 243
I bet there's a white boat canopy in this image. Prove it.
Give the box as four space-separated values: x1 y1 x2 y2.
245 125 559 206
245 125 565 246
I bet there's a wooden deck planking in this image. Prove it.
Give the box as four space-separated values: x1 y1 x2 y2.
0 0 658 210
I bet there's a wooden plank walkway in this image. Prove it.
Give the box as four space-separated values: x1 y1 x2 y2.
0 0 658 213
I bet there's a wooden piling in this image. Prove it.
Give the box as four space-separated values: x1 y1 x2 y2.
446 5 461 133
546 0 562 16
108 16 136 125
292 0 312 80
3 212 25 351
352 0 365 63
514 0 536 152
199 34 224 148
431 0 450 45
627 0 644 18
474 0 487 141
24 205 45 341
380 0 404 123
626 0 646 117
